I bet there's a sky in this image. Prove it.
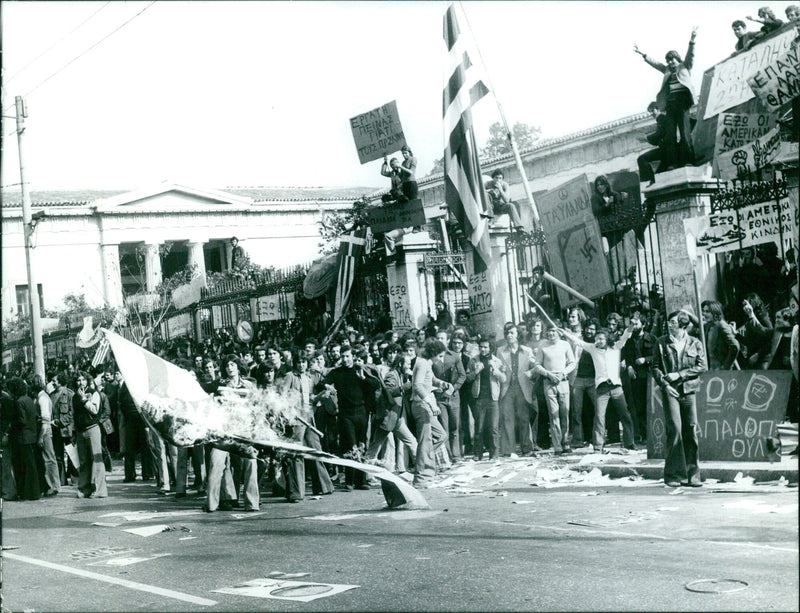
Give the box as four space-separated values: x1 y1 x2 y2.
2 1 798 192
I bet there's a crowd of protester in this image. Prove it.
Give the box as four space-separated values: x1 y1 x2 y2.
2 272 797 505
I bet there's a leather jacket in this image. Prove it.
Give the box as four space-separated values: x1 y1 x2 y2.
652 333 707 395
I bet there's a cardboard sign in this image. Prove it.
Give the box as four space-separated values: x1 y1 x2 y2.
166 313 191 338
386 274 414 331
714 112 777 159
683 198 797 254
647 370 793 462
715 126 782 180
747 40 800 111
366 199 426 234
703 28 797 119
350 100 406 164
251 292 296 322
536 174 612 305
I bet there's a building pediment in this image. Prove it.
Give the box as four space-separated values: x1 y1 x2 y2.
94 182 253 213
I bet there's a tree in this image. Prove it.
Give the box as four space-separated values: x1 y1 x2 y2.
317 196 371 255
481 121 541 159
426 156 445 177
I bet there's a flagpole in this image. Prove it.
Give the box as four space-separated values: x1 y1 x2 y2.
456 1 541 228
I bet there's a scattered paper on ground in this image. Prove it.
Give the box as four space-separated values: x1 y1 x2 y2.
88 553 170 567
101 510 204 522
213 578 358 602
123 524 171 537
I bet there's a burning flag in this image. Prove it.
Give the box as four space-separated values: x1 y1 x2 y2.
103 329 427 509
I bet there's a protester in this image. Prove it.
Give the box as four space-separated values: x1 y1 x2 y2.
747 7 784 33
701 300 740 369
637 102 668 185
465 338 504 460
731 19 757 52
622 311 656 444
652 310 707 487
484 169 524 230
7 377 41 501
29 374 59 496
634 27 698 170
736 293 774 369
432 330 466 461
49 372 75 487
569 319 599 448
496 323 537 456
533 324 576 454
400 145 419 201
73 371 107 498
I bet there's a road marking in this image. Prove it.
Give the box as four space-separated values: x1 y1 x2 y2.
4 552 217 606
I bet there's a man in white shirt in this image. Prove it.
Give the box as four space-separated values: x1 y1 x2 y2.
533 325 576 454
560 324 636 453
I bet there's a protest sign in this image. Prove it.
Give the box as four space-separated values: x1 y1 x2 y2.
366 199 426 234
166 313 191 338
714 126 782 180
386 274 414 331
251 292 296 322
648 370 793 461
714 112 777 159
350 100 406 164
535 175 612 305
703 28 796 119
683 198 797 255
747 39 800 111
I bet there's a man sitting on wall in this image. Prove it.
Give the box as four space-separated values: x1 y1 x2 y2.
484 170 524 231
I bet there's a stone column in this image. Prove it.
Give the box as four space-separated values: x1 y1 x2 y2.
99 243 124 309
224 241 234 271
644 167 719 317
143 242 163 292
465 227 514 340
385 231 438 332
187 240 207 279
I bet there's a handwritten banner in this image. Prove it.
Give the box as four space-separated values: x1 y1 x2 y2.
714 111 777 159
166 313 191 338
467 270 493 316
715 126 781 180
366 199 426 234
387 280 414 331
250 292 295 322
703 28 796 119
535 174 612 305
648 370 793 461
350 100 407 164
683 198 797 254
747 39 800 111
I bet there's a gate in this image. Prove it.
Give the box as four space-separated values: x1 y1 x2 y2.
421 251 470 325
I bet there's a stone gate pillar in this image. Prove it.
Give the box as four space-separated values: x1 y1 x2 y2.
644 167 720 317
99 242 124 309
143 241 163 293
464 227 514 341
385 231 438 333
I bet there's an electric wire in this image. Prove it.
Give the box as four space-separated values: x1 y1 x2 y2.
4 2 112 84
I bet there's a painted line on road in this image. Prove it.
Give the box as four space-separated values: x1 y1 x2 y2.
4 552 218 606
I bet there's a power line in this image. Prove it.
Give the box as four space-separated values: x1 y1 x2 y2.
3 1 157 111
4 2 112 84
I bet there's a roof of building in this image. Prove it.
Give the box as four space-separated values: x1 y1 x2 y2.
0 185 381 209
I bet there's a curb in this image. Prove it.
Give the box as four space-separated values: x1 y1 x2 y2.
571 459 799 484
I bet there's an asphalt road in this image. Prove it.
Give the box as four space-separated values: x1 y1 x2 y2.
2 462 798 612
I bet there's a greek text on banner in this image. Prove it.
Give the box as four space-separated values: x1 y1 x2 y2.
714 126 781 180
535 174 612 305
350 101 407 165
703 28 796 119
714 111 776 159
747 39 800 112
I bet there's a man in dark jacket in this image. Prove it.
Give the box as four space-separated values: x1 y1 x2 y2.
7 377 41 500
50 372 75 485
622 311 656 444
637 103 668 185
652 310 708 487
433 331 466 460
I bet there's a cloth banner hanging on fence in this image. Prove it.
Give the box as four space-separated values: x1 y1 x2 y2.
251 292 296 322
303 254 338 299
683 198 797 254
535 174 613 305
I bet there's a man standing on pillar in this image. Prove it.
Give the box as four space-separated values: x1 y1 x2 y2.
496 323 537 456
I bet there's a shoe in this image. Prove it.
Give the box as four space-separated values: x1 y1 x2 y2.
524 450 538 457
287 498 302 503
123 478 136 483
664 480 681 487
342 484 354 492
244 506 262 511
355 484 371 491
175 493 187 499
76 490 86 498
219 501 234 511
202 504 215 513
43 489 59 497
685 480 703 488
562 447 573 454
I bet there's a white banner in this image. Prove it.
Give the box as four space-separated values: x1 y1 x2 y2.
714 126 781 180
167 313 191 338
747 39 800 111
704 28 796 119
683 198 797 254
251 292 295 322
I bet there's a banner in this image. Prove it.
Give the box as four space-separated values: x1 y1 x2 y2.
536 174 612 305
747 39 800 111
350 100 406 164
366 199 426 234
648 370 793 461
714 112 777 159
714 126 781 180
250 292 296 322
166 313 191 338
683 198 797 254
703 28 796 119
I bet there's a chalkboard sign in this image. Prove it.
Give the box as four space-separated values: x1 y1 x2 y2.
366 199 426 234
647 370 793 462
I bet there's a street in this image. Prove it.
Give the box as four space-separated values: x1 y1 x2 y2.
2 454 798 612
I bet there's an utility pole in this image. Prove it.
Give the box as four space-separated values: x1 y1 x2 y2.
15 95 45 382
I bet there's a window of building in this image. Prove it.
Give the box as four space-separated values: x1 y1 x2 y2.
15 283 44 317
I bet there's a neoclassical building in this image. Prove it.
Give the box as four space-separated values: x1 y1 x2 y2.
2 111 657 325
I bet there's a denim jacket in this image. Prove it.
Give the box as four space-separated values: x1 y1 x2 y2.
652 333 707 395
